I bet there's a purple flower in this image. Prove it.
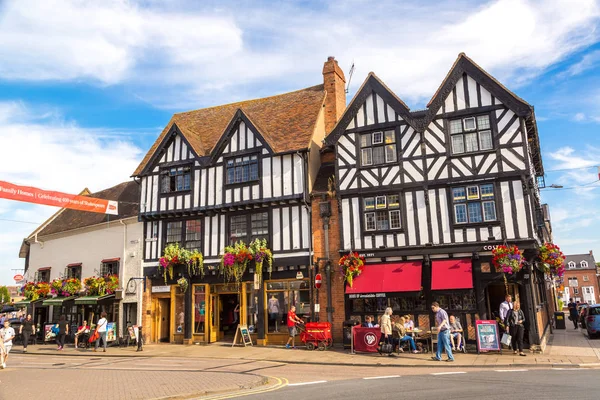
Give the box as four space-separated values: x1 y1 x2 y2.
223 253 235 267
159 257 169 268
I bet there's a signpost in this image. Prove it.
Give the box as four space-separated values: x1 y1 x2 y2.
13 274 24 282
475 320 501 354
232 324 253 347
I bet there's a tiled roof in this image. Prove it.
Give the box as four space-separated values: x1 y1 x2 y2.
133 84 326 176
36 181 139 237
565 253 597 270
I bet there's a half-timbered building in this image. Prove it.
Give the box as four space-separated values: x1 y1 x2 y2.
133 57 346 345
321 53 552 350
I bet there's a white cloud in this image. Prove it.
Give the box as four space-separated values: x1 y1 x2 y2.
0 0 599 108
563 49 600 77
574 112 586 121
0 100 145 285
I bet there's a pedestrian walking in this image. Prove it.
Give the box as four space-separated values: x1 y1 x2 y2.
94 312 108 352
379 307 394 356
19 314 35 353
0 320 16 369
431 302 454 362
56 315 69 350
506 301 526 356
567 298 579 329
285 305 303 349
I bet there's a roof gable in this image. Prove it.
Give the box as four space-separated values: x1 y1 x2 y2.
133 85 326 176
426 53 532 119
138 123 200 176
325 73 416 145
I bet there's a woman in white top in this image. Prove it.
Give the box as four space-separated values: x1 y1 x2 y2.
380 308 393 344
94 312 108 352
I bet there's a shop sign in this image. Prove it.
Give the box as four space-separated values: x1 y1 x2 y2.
296 272 304 279
347 293 386 299
13 274 23 282
152 285 170 293
106 322 117 342
481 244 501 251
358 253 375 258
475 320 501 353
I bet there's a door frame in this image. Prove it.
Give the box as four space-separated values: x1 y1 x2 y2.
208 284 246 343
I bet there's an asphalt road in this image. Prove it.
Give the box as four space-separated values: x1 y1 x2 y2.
236 368 600 400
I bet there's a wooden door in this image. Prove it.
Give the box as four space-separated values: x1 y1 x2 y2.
209 294 219 342
158 298 171 342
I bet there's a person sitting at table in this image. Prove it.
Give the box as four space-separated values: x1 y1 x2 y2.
449 315 463 351
362 316 375 328
394 317 419 353
404 315 415 330
74 321 90 349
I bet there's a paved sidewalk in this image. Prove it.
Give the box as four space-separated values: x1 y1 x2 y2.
21 327 600 368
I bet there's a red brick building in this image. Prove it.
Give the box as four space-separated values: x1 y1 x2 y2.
562 252 598 306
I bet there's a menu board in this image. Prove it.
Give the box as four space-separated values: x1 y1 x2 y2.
106 322 117 342
475 320 501 353
232 324 253 347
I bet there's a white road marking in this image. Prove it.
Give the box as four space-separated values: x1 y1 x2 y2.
552 368 580 370
288 380 327 386
363 375 401 380
430 372 467 376
495 369 528 372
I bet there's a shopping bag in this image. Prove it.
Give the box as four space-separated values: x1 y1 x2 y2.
501 333 512 347
89 330 99 343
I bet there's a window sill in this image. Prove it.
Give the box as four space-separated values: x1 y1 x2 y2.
225 180 260 189
363 229 405 235
160 190 192 197
358 162 398 170
449 149 496 158
451 221 501 229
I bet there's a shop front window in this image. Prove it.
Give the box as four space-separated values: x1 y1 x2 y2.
266 280 309 333
246 283 258 333
174 292 186 337
193 285 206 334
432 291 476 311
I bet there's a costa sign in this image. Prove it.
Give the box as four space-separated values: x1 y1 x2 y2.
13 274 24 282
314 273 322 289
0 180 118 215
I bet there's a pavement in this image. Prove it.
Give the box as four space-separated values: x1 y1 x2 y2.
18 326 600 369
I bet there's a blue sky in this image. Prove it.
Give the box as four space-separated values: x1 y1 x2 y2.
1 0 599 286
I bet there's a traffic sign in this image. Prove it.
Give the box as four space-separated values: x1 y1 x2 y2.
315 273 322 289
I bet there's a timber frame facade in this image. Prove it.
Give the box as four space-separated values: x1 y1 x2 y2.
323 53 552 350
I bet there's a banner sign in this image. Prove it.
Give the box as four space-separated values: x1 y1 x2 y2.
352 327 381 353
475 320 501 353
0 180 118 215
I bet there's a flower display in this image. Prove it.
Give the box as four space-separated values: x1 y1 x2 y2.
220 241 252 285
50 278 82 297
339 251 366 287
177 277 189 293
159 243 205 283
23 282 52 301
539 242 565 277
492 245 524 274
84 275 119 296
249 238 273 280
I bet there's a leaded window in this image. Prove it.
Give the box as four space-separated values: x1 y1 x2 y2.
452 183 496 224
229 212 269 244
160 166 191 193
226 155 259 184
363 194 402 231
450 115 493 155
360 130 397 166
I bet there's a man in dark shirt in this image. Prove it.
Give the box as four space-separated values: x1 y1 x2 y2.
19 314 35 353
567 298 579 329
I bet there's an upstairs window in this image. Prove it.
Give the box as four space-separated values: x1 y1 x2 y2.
364 194 401 231
165 219 202 251
452 183 496 224
100 260 119 276
35 269 51 283
450 115 493 155
568 277 578 287
568 261 576 269
581 261 589 268
360 130 397 166
229 212 269 245
65 264 82 280
226 155 259 184
161 166 191 193
583 275 589 282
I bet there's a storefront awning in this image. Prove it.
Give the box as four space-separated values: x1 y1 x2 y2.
42 296 78 306
345 262 422 294
75 294 115 305
14 299 31 306
431 259 473 290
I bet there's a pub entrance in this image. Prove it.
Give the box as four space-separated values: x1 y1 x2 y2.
209 292 240 342
486 282 519 321
157 298 171 343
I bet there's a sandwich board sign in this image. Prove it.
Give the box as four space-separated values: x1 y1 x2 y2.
232 324 253 347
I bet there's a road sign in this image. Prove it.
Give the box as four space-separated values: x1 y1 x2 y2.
315 273 322 289
13 274 24 282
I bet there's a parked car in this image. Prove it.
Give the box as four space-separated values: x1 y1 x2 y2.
578 304 589 329
585 305 600 338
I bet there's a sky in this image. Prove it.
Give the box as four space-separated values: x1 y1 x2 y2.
0 0 599 286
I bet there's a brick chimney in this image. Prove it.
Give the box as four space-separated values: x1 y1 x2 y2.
590 250 594 256
322 56 346 134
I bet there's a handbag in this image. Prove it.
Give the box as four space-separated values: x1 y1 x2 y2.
89 330 100 343
500 332 512 346
379 341 394 354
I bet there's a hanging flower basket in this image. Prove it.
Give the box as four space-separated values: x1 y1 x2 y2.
339 251 366 287
538 242 565 277
177 277 189 293
219 241 252 286
492 245 523 275
50 278 82 297
249 238 273 281
84 275 119 296
188 250 205 278
159 243 205 284
23 282 51 301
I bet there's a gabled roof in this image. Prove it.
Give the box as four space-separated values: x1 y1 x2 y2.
133 85 326 176
425 53 532 118
34 181 139 237
565 253 597 270
324 73 416 146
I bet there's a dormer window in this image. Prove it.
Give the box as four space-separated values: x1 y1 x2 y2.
360 130 396 166
226 155 259 185
581 261 588 268
568 261 576 269
450 114 493 155
161 166 191 193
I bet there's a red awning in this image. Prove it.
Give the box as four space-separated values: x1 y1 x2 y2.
345 262 422 294
431 259 473 290
38 267 51 271
101 258 120 263
67 262 82 267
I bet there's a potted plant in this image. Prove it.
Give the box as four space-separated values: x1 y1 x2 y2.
339 251 366 287
249 238 273 280
188 250 205 278
50 279 63 297
538 242 565 277
220 241 253 285
492 245 524 274
62 278 82 296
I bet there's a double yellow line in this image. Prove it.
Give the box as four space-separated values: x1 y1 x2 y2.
199 376 288 399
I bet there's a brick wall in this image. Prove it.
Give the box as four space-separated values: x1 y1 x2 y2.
562 268 600 305
322 56 346 134
141 279 152 341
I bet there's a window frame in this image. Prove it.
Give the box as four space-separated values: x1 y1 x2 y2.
581 261 589 268
65 265 82 280
225 153 261 187
451 183 498 226
359 130 398 167
448 113 494 156
159 164 193 195
361 194 404 233
100 261 120 277
163 218 203 252
228 212 270 245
